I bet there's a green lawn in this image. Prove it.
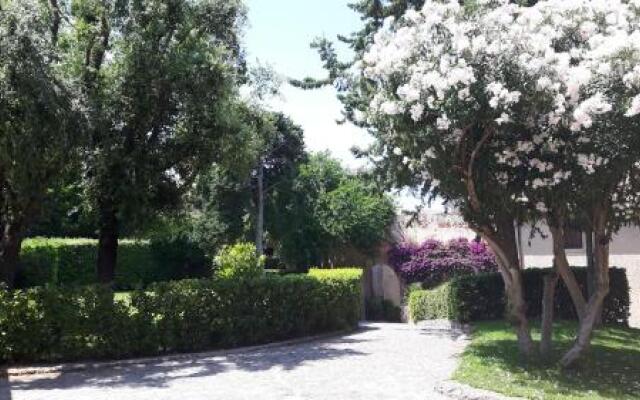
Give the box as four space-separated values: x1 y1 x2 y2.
454 321 640 400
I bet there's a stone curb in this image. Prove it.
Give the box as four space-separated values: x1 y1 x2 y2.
412 319 473 334
436 380 525 400
5 328 357 377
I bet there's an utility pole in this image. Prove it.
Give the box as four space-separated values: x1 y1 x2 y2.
515 221 525 269
255 159 264 256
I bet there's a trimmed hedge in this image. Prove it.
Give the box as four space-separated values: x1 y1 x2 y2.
409 267 630 325
0 268 363 363
16 237 207 290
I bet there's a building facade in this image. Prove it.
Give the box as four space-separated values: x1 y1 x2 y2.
520 224 640 327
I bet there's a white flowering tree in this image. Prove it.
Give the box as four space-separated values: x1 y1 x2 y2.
353 0 640 365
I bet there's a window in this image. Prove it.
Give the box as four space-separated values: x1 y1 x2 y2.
564 228 583 249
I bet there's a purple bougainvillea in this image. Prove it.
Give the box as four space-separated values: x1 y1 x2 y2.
389 238 498 288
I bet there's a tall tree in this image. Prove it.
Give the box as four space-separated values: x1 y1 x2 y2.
252 111 306 255
351 0 640 365
163 109 306 260
50 0 247 283
0 0 82 287
268 153 395 270
295 0 536 354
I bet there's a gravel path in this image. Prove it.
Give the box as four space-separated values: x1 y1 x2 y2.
1 323 469 400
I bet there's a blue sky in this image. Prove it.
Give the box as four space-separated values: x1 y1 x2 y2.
244 0 373 169
244 0 427 210
245 0 358 82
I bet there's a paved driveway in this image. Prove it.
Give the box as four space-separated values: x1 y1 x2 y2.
1 323 468 400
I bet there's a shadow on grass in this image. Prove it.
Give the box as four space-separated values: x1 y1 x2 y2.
6 333 370 392
461 321 640 399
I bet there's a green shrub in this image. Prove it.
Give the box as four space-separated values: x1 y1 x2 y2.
214 242 264 279
15 237 207 290
408 282 457 321
0 268 363 364
307 267 363 280
308 268 364 327
409 267 630 325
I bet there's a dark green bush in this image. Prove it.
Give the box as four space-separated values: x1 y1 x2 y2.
0 268 363 363
409 267 630 326
15 237 207 290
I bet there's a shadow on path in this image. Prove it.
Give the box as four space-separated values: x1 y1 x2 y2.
0 368 11 400
8 335 369 392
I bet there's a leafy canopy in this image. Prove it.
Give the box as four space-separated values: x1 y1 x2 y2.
351 0 640 231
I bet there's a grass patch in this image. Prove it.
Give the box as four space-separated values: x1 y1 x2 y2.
454 321 640 400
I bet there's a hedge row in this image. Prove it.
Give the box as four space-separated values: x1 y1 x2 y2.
0 268 363 363
408 267 630 325
16 237 207 289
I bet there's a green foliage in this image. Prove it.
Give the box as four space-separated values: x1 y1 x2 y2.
271 154 395 270
50 0 251 282
308 267 363 280
308 268 364 327
169 163 252 259
73 0 248 219
0 268 363 363
16 238 207 290
214 242 264 279
316 179 395 250
186 150 394 272
409 267 630 325
150 110 306 262
408 283 457 321
454 321 640 399
0 0 83 285
27 168 98 238
269 154 345 268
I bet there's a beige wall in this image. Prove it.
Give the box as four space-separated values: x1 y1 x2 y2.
521 225 640 257
368 263 403 307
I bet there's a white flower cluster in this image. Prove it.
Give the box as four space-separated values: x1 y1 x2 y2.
576 153 608 175
486 82 521 110
360 0 640 189
570 93 612 132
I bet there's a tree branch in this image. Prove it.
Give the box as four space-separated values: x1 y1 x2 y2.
466 126 494 213
48 0 61 46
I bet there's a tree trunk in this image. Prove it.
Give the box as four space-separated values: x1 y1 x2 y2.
540 271 559 357
584 228 602 326
516 223 525 269
505 267 533 357
255 161 264 256
585 227 595 294
560 207 610 368
97 199 118 284
481 219 533 357
549 225 587 320
457 126 531 356
0 223 23 289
